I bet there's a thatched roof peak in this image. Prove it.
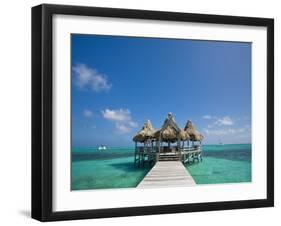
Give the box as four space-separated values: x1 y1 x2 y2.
153 113 184 142
161 112 180 133
184 120 204 141
133 120 155 142
145 119 153 130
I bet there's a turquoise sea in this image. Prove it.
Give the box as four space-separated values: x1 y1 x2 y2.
71 144 251 190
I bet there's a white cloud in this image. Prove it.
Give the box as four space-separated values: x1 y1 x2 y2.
204 128 245 136
128 121 138 127
83 109 93 118
72 64 112 92
102 109 131 122
203 116 251 144
115 123 132 134
214 116 234 126
202 115 212 119
101 108 138 134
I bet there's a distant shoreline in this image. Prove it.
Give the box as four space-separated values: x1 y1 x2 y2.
72 143 252 150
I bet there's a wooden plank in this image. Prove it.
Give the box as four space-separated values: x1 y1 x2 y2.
137 161 196 188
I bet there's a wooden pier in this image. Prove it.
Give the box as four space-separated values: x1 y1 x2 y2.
137 161 196 188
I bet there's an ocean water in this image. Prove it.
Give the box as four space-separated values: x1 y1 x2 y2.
71 144 251 190
188 144 251 184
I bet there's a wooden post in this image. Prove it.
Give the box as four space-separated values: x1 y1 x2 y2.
158 133 162 153
134 142 137 165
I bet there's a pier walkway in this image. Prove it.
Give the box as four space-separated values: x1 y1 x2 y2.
137 161 196 188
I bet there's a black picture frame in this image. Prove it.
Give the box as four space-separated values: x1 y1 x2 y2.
32 4 274 222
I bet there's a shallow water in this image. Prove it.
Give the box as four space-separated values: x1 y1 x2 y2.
71 144 251 190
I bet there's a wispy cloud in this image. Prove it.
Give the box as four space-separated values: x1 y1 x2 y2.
214 116 234 126
101 108 138 134
128 121 138 127
205 116 234 128
83 109 93 118
102 109 131 122
72 63 112 92
204 128 245 136
202 115 212 119
203 122 251 144
115 123 132 134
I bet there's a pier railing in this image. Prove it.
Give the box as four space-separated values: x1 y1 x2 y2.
178 146 201 152
135 145 201 154
134 145 202 166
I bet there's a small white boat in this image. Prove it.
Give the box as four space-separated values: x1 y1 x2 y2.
98 145 107 151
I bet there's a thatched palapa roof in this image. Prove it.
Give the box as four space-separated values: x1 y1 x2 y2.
184 120 204 141
133 120 155 143
179 129 190 141
133 114 203 143
153 113 189 142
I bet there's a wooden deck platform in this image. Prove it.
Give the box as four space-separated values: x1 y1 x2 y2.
137 161 196 188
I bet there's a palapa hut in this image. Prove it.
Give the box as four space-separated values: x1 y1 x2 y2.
133 114 203 155
133 113 204 165
133 120 156 150
133 120 155 143
184 120 204 145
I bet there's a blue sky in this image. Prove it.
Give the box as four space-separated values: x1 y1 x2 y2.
71 34 251 147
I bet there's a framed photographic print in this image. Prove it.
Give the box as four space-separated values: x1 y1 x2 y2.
32 4 274 221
